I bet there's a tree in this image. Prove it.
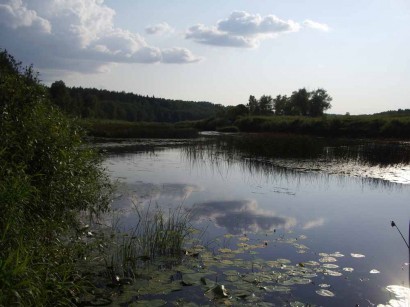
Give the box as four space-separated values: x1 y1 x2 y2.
273 95 289 115
309 88 332 117
259 95 273 115
247 95 259 115
50 80 71 113
290 88 311 116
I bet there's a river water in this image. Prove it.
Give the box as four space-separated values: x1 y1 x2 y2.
100 135 410 306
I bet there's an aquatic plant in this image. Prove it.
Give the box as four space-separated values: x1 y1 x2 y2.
104 204 195 279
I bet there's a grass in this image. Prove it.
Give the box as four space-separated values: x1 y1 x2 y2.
104 204 194 280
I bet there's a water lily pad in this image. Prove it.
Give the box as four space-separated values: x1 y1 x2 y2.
329 252 344 258
290 301 305 307
350 253 365 258
316 289 335 297
219 248 233 253
319 256 337 263
343 267 354 272
369 269 380 274
204 284 229 299
304 260 320 266
182 273 208 286
322 264 339 269
281 277 311 285
323 269 342 277
130 299 166 306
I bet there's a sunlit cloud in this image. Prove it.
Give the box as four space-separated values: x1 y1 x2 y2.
145 22 174 35
303 19 330 32
0 0 201 75
186 11 300 48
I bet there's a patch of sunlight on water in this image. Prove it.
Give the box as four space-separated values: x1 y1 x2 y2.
377 285 410 307
270 159 410 185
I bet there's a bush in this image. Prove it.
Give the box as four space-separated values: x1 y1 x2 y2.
0 50 111 305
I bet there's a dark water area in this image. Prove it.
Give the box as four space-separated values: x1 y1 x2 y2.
100 134 410 306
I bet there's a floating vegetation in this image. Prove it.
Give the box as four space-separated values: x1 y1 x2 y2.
351 253 366 258
322 264 339 269
319 256 338 263
316 289 335 297
323 269 343 277
343 267 354 272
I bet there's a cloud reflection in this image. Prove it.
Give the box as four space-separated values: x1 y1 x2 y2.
113 182 201 211
191 200 295 234
302 218 325 230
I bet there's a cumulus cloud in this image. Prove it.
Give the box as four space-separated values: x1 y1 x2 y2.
0 0 201 75
145 22 174 35
186 11 301 48
303 19 330 32
0 0 51 32
162 47 203 63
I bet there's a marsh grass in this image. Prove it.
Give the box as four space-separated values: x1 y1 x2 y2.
103 204 195 280
81 119 199 139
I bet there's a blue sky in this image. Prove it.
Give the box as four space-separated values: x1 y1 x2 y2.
1 0 409 114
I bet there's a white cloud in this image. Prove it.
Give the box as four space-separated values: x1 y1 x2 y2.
303 19 330 32
145 22 174 35
162 47 202 63
186 11 301 48
0 0 51 32
0 0 201 75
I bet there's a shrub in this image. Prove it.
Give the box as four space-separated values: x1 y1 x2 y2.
0 50 111 305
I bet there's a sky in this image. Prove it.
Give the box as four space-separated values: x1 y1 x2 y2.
1 0 409 114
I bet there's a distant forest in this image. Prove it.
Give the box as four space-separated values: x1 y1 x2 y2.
49 80 409 124
49 81 223 122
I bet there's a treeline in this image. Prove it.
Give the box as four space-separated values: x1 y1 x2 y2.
375 109 410 116
49 80 223 122
246 88 332 117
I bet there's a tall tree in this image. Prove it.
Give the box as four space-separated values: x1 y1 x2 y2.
290 88 311 116
247 95 259 115
259 95 273 115
309 88 332 116
273 95 289 115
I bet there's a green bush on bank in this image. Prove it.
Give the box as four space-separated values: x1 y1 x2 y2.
234 115 410 139
0 51 111 305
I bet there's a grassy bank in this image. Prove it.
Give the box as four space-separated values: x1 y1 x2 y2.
81 119 199 138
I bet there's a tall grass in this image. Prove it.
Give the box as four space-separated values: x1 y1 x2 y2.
81 119 199 139
104 204 194 279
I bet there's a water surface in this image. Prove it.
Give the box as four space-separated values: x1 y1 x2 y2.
101 136 410 306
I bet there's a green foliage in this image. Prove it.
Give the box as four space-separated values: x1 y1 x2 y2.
234 115 410 139
0 50 111 305
49 81 221 123
246 89 331 117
